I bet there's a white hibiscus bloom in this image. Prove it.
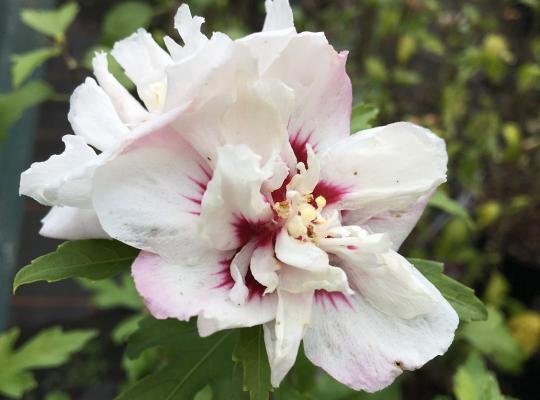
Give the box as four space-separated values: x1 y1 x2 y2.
19 0 458 392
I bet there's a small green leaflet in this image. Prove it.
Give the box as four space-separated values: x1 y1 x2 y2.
459 307 526 373
409 258 487 322
233 326 273 400
101 2 154 46
11 47 60 88
13 240 138 292
77 273 142 311
429 190 474 228
350 103 379 133
119 318 242 400
453 352 508 400
20 3 79 42
0 80 54 140
0 327 96 398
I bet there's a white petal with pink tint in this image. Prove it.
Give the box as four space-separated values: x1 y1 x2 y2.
264 290 313 386
93 127 210 264
263 0 294 32
319 122 447 213
68 78 129 151
92 52 149 126
40 206 109 240
20 135 99 208
275 228 329 272
304 276 458 392
199 144 274 251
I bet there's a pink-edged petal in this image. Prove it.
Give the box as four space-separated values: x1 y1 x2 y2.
199 144 275 251
92 126 210 264
20 135 99 208
319 122 447 214
264 290 313 387
274 228 329 272
342 191 433 250
92 52 149 126
303 276 458 392
39 206 109 240
263 0 295 32
68 78 129 151
264 33 352 160
133 251 277 335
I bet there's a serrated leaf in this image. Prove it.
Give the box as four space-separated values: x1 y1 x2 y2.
0 80 54 140
13 240 138 292
459 307 526 373
119 318 239 400
410 258 487 322
102 2 154 46
350 103 379 133
0 327 96 398
233 326 272 400
20 3 79 42
429 191 474 228
11 47 60 88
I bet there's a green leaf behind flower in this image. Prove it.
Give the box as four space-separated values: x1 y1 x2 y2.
350 103 379 133
0 327 96 398
233 326 272 400
13 240 138 292
20 3 79 42
11 47 60 88
410 258 488 322
453 352 508 400
119 318 243 400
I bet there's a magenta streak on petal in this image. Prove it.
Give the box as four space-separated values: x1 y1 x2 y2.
271 174 292 203
313 180 350 206
182 195 202 205
347 245 358 250
289 130 317 166
213 259 234 289
315 289 353 311
246 269 265 301
232 213 280 248
188 176 208 195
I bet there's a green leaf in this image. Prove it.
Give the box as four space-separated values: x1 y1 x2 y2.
0 327 96 398
102 2 154 46
118 318 239 400
410 258 488 322
459 307 526 373
350 103 379 133
429 191 474 228
20 3 79 42
233 326 272 400
11 47 60 88
13 240 138 292
112 314 145 345
78 274 142 311
453 352 507 400
0 80 54 140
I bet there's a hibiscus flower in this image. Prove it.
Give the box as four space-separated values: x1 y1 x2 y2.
19 0 458 392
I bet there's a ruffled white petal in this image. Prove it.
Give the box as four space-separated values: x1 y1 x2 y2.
68 77 130 151
319 122 447 213
39 206 109 240
263 0 295 32
303 274 458 392
199 144 274 251
111 29 172 113
343 191 433 250
264 290 313 387
274 228 329 272
92 126 209 264
173 4 207 53
20 135 99 208
92 52 149 126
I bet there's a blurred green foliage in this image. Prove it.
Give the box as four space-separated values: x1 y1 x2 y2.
1 0 540 399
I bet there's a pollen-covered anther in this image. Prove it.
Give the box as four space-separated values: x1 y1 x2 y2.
273 200 290 219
